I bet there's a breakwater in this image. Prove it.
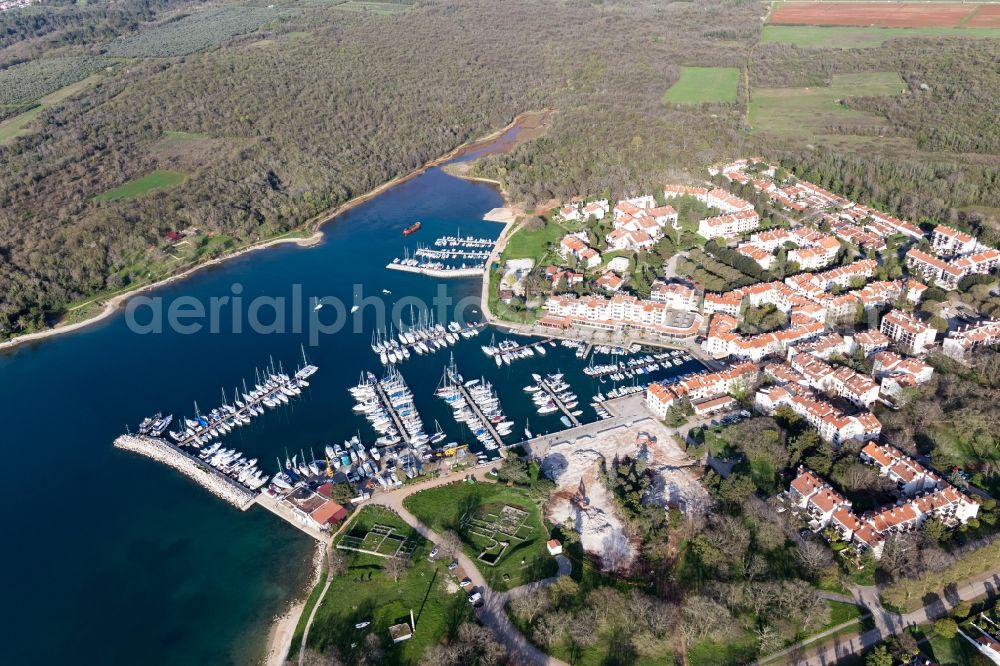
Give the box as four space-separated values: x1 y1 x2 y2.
114 435 257 509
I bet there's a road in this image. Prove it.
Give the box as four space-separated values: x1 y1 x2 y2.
759 571 1000 665
368 468 571 666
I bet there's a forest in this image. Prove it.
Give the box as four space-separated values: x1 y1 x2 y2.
0 0 998 343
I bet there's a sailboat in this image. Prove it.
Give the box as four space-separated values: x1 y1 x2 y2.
430 420 447 444
524 419 533 439
313 297 324 312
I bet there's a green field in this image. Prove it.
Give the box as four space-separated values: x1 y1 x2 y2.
334 1 411 14
403 481 557 591
663 66 741 105
501 219 568 265
750 71 905 141
93 170 188 201
0 73 103 145
762 25 1000 49
306 506 472 663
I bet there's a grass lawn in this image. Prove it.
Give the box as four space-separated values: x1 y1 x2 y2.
308 506 472 664
762 25 1000 49
94 169 188 201
663 66 740 105
923 629 982 666
750 72 905 142
687 629 758 666
827 600 863 627
403 481 557 591
501 219 567 265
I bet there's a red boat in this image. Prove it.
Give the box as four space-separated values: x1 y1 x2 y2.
403 221 421 236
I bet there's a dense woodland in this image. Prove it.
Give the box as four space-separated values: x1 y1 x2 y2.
0 0 998 344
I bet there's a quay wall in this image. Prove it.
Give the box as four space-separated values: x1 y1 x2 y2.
114 435 256 510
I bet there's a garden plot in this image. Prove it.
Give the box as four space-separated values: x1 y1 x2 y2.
461 504 534 566
337 522 418 559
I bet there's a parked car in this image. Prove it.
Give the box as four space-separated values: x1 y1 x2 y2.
467 591 483 605
459 577 472 588
448 559 458 571
428 547 439 561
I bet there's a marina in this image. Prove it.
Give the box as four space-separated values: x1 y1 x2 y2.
386 232 497 276
436 359 509 452
165 354 318 448
371 319 483 365
531 372 582 428
385 263 485 278
481 335 555 367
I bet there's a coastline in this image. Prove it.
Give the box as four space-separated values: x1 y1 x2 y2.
0 109 551 355
263 540 325 666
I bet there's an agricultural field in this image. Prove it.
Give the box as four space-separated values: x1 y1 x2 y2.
767 2 978 28
761 25 1000 49
306 506 474 664
750 72 905 143
662 66 740 105
93 170 187 201
102 6 298 58
966 4 1000 28
0 57 108 108
403 481 557 591
0 72 104 145
333 1 412 14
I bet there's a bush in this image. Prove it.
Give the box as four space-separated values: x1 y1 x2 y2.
933 617 958 639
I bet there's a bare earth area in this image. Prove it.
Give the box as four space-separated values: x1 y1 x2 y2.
769 2 975 28
539 419 709 572
966 5 1000 28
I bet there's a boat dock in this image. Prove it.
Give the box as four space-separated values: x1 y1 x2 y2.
538 377 581 428
114 435 256 509
385 263 484 278
414 247 491 261
434 234 496 248
447 370 505 449
372 380 413 445
172 361 317 448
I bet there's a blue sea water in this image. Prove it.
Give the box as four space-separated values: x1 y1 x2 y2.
0 139 702 664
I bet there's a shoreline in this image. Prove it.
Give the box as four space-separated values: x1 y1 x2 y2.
0 109 551 355
263 540 325 666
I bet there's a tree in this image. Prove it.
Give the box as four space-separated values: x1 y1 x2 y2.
934 617 959 639
922 517 949 543
357 632 384 666
510 590 551 624
440 530 461 560
383 555 409 583
756 624 783 655
496 455 530 485
952 600 972 619
328 546 347 577
795 539 834 576
865 645 893 666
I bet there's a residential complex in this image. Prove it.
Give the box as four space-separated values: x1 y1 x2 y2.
789 442 979 559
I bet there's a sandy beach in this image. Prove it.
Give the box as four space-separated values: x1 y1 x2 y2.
263 541 326 666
